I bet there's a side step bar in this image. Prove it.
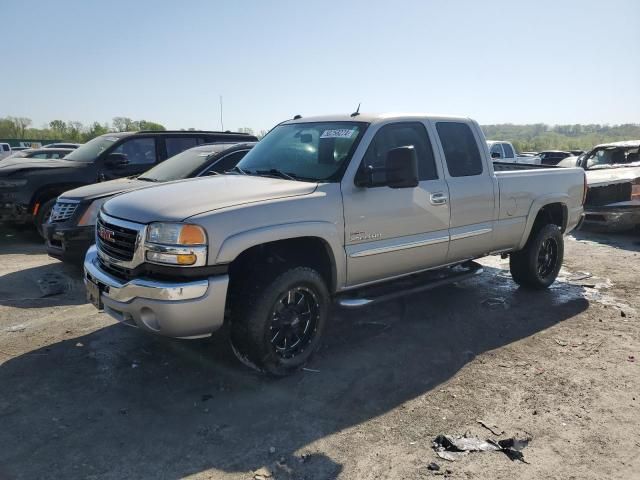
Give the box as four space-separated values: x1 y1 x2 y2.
336 261 483 308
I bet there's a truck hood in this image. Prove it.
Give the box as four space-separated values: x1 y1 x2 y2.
103 175 318 224
61 177 148 201
586 166 640 187
0 157 82 175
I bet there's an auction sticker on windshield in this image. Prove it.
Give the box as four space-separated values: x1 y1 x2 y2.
320 129 356 139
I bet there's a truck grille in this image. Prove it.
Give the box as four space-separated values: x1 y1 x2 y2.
96 216 139 261
585 183 631 207
49 200 79 222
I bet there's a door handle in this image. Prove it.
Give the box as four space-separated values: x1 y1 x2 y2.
430 192 448 205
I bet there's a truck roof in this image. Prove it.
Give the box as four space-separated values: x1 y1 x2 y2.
283 113 472 125
593 140 640 149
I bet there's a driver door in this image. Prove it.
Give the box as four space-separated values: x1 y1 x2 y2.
101 137 158 180
343 121 450 286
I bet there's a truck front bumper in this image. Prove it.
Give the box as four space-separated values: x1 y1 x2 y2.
83 245 229 339
583 205 640 231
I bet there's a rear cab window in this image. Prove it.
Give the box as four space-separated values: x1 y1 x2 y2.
436 122 484 177
502 143 515 158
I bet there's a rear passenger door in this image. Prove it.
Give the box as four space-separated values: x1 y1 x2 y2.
343 121 450 286
434 121 497 263
164 136 201 160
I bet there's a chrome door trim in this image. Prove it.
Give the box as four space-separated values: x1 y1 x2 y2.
349 235 449 258
449 227 492 241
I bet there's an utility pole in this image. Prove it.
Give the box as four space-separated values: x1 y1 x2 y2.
219 95 224 131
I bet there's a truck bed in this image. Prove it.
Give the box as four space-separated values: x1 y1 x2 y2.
492 161 559 171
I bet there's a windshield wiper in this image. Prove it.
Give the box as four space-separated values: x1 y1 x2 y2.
137 177 159 182
225 166 249 175
255 169 299 181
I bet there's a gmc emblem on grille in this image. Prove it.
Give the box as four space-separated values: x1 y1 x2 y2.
97 226 115 243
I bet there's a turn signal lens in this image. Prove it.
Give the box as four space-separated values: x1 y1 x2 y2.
146 251 198 265
178 224 207 245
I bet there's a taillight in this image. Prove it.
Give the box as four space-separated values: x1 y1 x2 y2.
632 181 640 201
582 172 588 205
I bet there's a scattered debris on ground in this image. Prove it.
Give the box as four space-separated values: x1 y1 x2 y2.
481 297 508 309
477 419 504 436
432 434 531 463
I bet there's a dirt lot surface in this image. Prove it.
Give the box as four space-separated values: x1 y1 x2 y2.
0 226 639 480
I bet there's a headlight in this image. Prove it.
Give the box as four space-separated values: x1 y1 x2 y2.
77 197 109 226
145 222 207 267
0 179 27 188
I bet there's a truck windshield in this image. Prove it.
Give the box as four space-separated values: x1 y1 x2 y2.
63 135 119 162
237 121 367 182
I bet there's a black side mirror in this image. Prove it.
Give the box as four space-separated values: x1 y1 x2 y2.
386 146 419 189
104 152 129 169
491 151 502 159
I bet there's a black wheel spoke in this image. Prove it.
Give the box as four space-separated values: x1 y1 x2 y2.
269 286 320 360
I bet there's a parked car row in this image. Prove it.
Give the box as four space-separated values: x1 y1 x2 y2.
0 142 81 161
0 129 258 235
46 141 256 262
484 138 640 232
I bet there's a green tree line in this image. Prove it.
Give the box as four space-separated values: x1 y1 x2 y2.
481 123 640 152
0 116 166 143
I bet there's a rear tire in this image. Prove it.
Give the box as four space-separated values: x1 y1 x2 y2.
230 266 329 376
510 224 563 289
35 198 56 238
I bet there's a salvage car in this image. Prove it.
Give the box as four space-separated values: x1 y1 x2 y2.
0 129 257 236
3 147 74 160
84 113 586 375
46 142 255 263
43 142 82 149
538 150 573 166
578 140 640 231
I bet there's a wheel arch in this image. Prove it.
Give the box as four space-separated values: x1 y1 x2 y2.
217 222 345 292
517 196 568 250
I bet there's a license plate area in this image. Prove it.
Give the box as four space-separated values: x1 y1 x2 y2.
86 276 104 310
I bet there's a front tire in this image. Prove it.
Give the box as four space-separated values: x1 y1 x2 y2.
510 224 564 289
35 198 56 238
230 266 329 376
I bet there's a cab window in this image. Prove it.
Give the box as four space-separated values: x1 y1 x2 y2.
436 122 483 177
361 122 438 184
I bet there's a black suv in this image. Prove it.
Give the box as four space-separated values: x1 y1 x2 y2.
0 130 257 235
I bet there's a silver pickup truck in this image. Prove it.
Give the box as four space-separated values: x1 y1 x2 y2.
84 113 586 375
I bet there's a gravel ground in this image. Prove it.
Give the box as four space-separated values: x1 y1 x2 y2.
0 226 638 480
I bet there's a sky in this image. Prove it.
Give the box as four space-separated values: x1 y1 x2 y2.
1 0 639 132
